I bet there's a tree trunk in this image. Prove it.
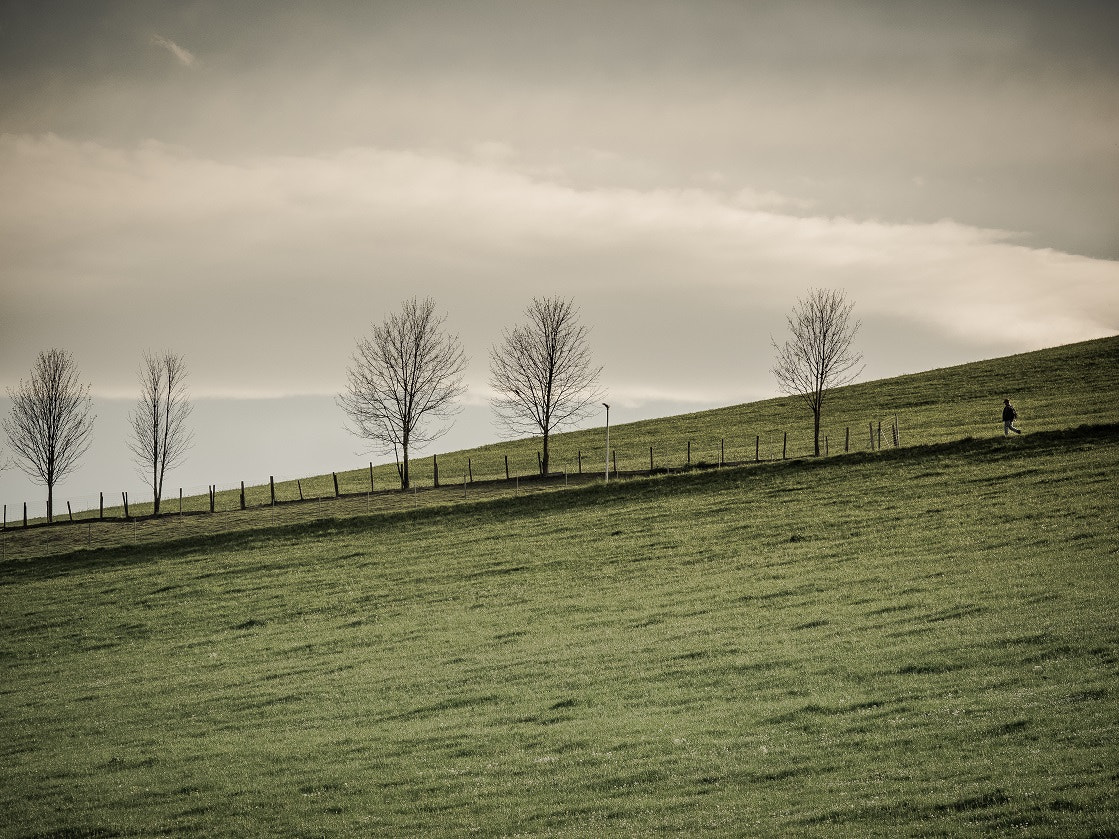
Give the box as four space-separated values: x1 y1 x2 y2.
47 483 54 524
542 433 550 475
813 409 821 457
401 447 410 490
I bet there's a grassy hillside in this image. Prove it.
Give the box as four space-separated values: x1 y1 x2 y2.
5 335 1118 545
2 428 1118 835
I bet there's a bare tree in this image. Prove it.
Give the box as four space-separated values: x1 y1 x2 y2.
771 288 863 456
3 349 96 523
338 297 467 490
489 297 603 475
128 351 194 515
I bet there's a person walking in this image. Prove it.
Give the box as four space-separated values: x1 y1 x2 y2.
1002 398 1022 435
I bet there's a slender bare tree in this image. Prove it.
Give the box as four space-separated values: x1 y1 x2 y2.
128 351 194 515
489 297 603 475
772 288 864 456
3 349 96 523
338 297 467 490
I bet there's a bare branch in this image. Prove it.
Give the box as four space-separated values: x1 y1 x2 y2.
337 297 467 489
771 288 863 456
489 297 603 474
2 349 96 523
128 351 194 515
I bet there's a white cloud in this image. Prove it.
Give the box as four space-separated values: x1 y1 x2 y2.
1 134 1115 403
150 34 197 68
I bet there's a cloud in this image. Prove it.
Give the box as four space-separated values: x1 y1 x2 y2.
1 134 1116 403
150 34 197 68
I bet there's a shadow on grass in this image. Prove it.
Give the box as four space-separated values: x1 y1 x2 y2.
2 422 1116 582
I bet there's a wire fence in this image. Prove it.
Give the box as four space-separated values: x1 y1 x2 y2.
1 417 905 561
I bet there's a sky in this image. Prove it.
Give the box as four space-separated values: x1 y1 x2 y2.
2 0 1118 515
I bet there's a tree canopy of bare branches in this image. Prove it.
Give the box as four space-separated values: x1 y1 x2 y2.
772 288 863 456
338 297 467 490
489 297 603 475
128 351 194 515
2 349 96 522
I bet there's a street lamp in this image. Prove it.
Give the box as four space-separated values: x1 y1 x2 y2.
603 403 610 483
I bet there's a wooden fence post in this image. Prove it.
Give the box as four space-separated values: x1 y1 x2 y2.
612 449 617 477
845 426 850 453
209 486 215 513
893 415 900 448
24 502 28 528
720 438 725 467
782 432 787 460
505 455 510 480
468 458 473 483
369 462 375 492
67 501 73 522
877 421 882 450
240 481 246 510
99 492 104 520
271 476 277 505
123 491 129 518
332 472 340 497
825 436 829 457
297 480 304 501
433 455 440 488
179 488 183 516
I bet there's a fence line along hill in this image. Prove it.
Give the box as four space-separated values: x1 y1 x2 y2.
3 334 1118 560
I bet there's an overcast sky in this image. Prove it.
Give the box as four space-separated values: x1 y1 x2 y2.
2 1 1118 512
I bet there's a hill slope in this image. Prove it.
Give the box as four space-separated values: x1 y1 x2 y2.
1 425 1117 833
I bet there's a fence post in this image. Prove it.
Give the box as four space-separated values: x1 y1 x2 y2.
505 455 510 481
578 450 582 474
894 415 900 448
241 481 246 510
67 501 73 522
612 449 617 477
433 455 440 488
877 421 882 450
271 476 277 505
297 480 304 501
24 502 28 528
370 462 375 492
179 488 183 517
825 436 829 457
756 435 760 462
782 432 787 460
845 426 850 453
332 472 340 497
123 492 129 519
869 422 875 450
537 451 542 475
209 486 215 514
468 458 473 483
720 438 725 467
99 492 104 520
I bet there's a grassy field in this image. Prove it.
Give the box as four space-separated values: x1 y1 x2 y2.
1 337 1118 836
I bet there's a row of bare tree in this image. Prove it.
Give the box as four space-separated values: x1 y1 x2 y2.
2 349 192 522
4 289 861 519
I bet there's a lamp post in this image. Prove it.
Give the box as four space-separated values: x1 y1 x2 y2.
603 403 610 483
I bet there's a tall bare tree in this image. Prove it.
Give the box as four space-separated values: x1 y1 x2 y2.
772 288 863 456
3 349 96 523
338 297 467 490
489 297 603 475
128 351 193 515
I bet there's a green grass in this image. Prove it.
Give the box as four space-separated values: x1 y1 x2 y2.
2 336 1118 836
2 423 1117 837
